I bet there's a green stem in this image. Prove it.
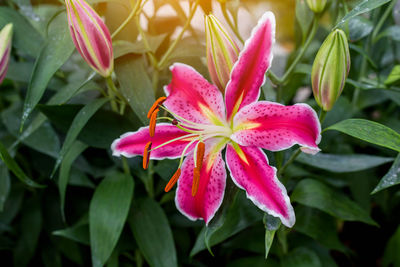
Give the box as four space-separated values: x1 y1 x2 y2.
371 0 396 43
157 0 200 69
319 109 327 124
122 157 131 175
277 149 301 177
106 76 125 114
220 2 244 44
134 15 158 68
111 0 142 39
280 17 319 84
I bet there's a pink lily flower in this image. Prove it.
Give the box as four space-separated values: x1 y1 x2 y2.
111 12 321 227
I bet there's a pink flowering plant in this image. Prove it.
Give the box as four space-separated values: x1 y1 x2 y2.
1 0 400 266
112 12 321 227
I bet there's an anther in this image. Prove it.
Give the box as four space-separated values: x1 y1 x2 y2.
172 119 178 125
192 167 200 196
147 96 167 119
142 141 152 170
149 108 159 137
196 142 205 170
165 168 181 192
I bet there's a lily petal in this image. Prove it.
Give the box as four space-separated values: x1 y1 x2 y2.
164 63 226 125
175 138 227 224
225 12 275 119
111 123 193 159
226 144 295 227
231 101 321 154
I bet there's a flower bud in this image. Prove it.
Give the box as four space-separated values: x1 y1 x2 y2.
0 24 13 85
311 29 350 111
205 14 239 91
65 0 113 77
306 0 327 13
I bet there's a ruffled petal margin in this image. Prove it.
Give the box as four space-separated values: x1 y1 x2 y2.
231 101 321 155
224 12 275 119
226 144 295 227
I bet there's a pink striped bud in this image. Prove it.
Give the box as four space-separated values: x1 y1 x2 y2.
205 14 239 91
65 0 113 77
0 24 12 85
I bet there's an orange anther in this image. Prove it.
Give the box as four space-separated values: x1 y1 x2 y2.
192 167 201 196
164 168 181 192
147 96 167 119
149 108 159 137
196 142 205 171
142 141 152 170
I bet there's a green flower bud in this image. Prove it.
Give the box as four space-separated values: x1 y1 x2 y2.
311 29 350 111
306 0 327 13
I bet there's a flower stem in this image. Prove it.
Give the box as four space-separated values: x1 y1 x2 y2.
371 0 396 43
106 76 125 114
268 16 319 88
277 148 301 177
157 0 200 69
122 157 131 175
319 109 327 124
111 0 142 39
220 2 244 44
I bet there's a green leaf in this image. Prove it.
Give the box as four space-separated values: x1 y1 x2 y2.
52 98 108 176
295 0 314 43
372 154 400 194
14 197 42 266
53 218 90 245
348 16 373 41
11 74 97 152
0 140 45 188
38 103 135 149
263 214 280 258
0 7 44 56
383 226 400 267
115 55 155 124
294 206 346 252
297 153 393 173
325 119 400 152
89 172 134 267
2 102 60 158
291 179 377 226
190 191 263 256
113 34 167 58
21 12 75 129
281 247 322 267
385 65 400 85
129 198 177 267
335 0 391 28
0 163 10 212
377 25 400 42
59 141 88 220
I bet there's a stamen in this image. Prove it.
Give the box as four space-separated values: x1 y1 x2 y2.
164 168 181 192
192 167 200 196
172 119 178 125
147 96 167 119
196 142 205 170
142 141 152 170
149 108 159 137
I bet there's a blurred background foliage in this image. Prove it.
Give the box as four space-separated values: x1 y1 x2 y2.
1 0 400 266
